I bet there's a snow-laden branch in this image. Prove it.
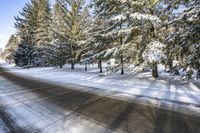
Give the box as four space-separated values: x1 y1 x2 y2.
117 0 143 6
168 4 200 25
129 13 162 24
103 27 138 38
110 14 127 22
142 41 166 63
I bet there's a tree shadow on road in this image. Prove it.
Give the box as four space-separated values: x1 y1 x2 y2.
1 67 200 133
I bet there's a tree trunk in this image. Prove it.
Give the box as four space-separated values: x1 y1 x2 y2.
98 61 100 68
169 60 173 73
120 38 124 75
44 59 47 67
119 23 124 75
165 58 173 73
27 58 30 69
71 60 74 70
59 61 63 68
70 43 74 70
121 54 124 75
150 15 158 78
85 63 87 71
197 68 200 79
99 60 102 73
152 61 158 77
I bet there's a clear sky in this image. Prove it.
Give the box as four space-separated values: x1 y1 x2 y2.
0 0 27 49
0 0 91 50
0 0 56 50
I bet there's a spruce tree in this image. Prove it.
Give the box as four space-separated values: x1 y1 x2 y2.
166 0 200 78
75 7 92 71
14 0 39 67
92 0 130 74
57 0 90 70
13 37 35 68
81 17 111 73
49 2 69 68
4 35 19 63
92 0 184 77
35 0 52 66
92 0 165 76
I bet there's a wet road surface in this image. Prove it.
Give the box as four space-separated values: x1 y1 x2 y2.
0 67 200 133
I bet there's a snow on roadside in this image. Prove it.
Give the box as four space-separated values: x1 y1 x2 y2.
1 60 200 116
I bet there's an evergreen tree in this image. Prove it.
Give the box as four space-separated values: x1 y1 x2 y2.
35 0 52 66
91 0 132 74
4 35 19 63
7 0 199 79
166 0 200 77
48 2 69 68
92 0 165 76
75 7 92 71
13 37 35 68
57 0 89 70
14 0 39 67
81 17 111 73
91 0 186 77
14 0 52 67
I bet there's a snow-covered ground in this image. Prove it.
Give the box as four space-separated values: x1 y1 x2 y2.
1 60 200 116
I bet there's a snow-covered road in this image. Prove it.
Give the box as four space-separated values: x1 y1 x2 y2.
1 61 200 115
0 66 200 133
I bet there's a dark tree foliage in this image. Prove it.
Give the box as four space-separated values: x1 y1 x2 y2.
13 38 35 68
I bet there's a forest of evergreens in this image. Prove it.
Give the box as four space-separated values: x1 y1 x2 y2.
3 0 200 78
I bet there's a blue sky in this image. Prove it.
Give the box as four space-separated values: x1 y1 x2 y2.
0 0 92 50
0 0 55 50
0 0 91 50
0 0 28 49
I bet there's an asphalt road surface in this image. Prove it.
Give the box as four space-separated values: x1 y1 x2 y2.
0 67 200 133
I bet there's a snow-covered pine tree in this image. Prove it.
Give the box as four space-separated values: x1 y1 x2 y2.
57 0 89 70
92 0 190 77
13 37 35 68
81 16 111 73
50 39 69 68
48 2 70 68
134 0 165 77
3 35 19 63
91 0 134 74
35 0 52 66
166 0 200 78
75 7 92 71
14 0 39 67
92 0 166 76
